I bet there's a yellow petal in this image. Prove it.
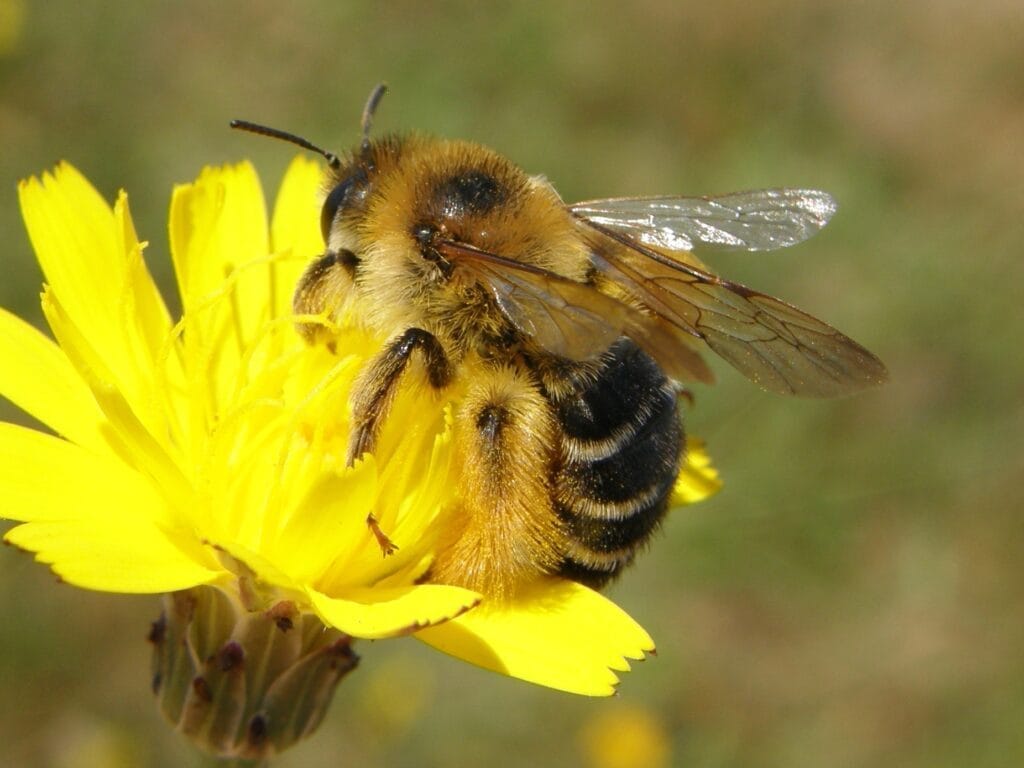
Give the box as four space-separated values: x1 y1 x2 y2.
5 519 219 593
328 393 456 589
0 422 164 524
115 190 173 346
671 437 722 507
112 191 183 410
168 163 274 443
373 405 457 583
202 538 301 597
0 423 219 592
308 584 481 640
267 456 379 585
170 162 270 340
0 307 107 450
40 290 191 506
18 164 172 423
270 156 325 319
18 163 119 338
415 579 655 696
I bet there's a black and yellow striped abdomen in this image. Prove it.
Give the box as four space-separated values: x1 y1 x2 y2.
548 339 683 588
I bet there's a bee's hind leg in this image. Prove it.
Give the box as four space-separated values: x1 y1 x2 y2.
429 366 566 598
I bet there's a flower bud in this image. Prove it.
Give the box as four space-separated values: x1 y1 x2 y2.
149 586 357 761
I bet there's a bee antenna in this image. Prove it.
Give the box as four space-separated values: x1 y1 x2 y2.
360 83 388 154
229 120 341 170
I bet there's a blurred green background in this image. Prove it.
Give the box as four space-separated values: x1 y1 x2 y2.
1 2 1022 766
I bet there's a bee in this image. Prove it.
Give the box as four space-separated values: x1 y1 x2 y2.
232 85 886 599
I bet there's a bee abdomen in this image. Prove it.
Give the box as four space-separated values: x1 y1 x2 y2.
550 339 683 589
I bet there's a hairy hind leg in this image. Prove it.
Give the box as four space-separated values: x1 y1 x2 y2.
429 366 566 600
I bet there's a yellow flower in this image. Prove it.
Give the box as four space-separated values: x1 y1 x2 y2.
4 159 477 633
0 0 25 56
0 159 721 746
579 704 671 768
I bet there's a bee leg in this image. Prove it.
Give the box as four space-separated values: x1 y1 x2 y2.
348 328 451 557
675 384 695 408
292 249 358 347
347 328 452 465
429 368 565 599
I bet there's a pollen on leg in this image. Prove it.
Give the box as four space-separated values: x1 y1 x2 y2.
429 366 565 598
366 513 398 556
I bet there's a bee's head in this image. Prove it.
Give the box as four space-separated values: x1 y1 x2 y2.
318 157 375 253
234 85 588 353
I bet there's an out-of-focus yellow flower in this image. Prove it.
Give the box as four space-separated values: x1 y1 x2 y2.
579 704 671 768
0 158 720 754
0 0 25 56
358 656 435 738
47 714 141 768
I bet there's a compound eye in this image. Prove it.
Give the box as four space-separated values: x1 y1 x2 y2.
319 170 368 243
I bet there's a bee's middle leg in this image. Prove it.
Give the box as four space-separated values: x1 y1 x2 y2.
347 327 451 466
349 328 451 556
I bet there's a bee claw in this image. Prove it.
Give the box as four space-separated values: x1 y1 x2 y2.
675 385 695 408
346 428 373 467
366 513 398 556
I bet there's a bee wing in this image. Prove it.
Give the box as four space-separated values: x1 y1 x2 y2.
438 240 713 383
571 189 837 253
579 219 888 397
479 261 624 359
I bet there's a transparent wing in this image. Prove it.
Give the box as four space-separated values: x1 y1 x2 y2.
438 239 713 383
580 220 888 397
481 262 626 360
571 189 837 253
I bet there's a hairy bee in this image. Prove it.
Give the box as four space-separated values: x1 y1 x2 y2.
232 86 886 599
